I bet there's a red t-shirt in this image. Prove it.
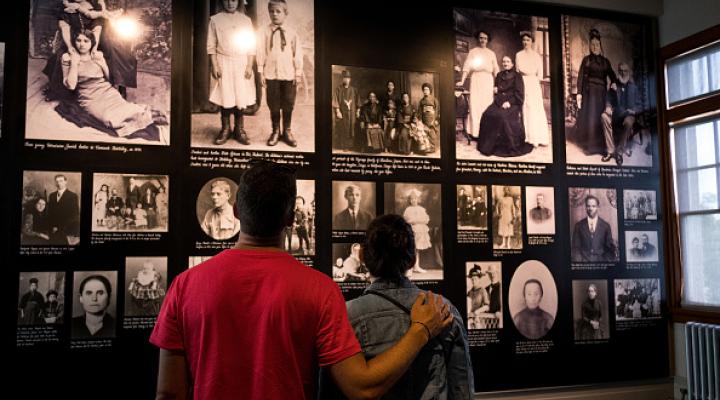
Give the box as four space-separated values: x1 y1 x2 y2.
150 249 361 399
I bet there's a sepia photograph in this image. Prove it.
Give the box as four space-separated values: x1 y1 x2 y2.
525 186 555 235
92 173 169 232
625 231 659 262
623 189 657 220
124 257 167 317
454 8 553 164
331 65 441 158
18 272 66 326
72 270 118 339
509 260 557 340
614 279 662 320
282 180 315 255
21 170 81 246
332 242 369 284
492 185 522 250
457 185 488 230
191 0 314 152
332 181 376 232
196 177 241 241
25 0 171 145
384 183 443 281
569 187 619 263
572 280 610 341
466 261 502 330
563 15 653 167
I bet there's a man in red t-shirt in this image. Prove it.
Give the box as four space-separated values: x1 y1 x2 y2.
150 160 452 399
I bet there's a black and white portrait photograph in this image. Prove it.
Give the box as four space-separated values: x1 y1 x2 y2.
18 272 66 326
21 171 81 246
124 257 167 317
525 186 555 235
457 185 488 230
72 270 117 339
188 256 213 269
572 280 610 341
508 260 557 340
466 262 502 330
384 183 443 281
92 173 169 232
191 0 314 152
282 179 315 255
625 231 659 263
569 187 619 263
614 279 662 320
492 185 522 250
454 8 553 163
332 181 376 232
196 177 241 241
332 242 369 284
331 65 441 158
25 0 172 145
563 15 653 167
623 189 657 220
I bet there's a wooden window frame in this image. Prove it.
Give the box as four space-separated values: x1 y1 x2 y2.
659 24 720 324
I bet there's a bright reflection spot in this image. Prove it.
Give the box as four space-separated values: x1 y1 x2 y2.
233 29 256 52
113 17 141 40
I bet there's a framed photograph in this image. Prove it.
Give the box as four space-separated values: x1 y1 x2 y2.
563 15 653 167
124 257 167 317
21 171 81 246
569 187 619 263
623 189 657 220
625 231 659 262
509 260 557 340
18 272 66 326
457 185 487 230
92 173 169 232
525 186 555 235
72 271 118 339
332 181 376 232
196 177 241 241
465 261 502 330
572 280 610 341
332 242 369 284
384 183 443 281
491 185 522 250
191 0 314 152
25 0 172 145
454 8 553 164
614 279 662 320
282 180 316 255
331 65 441 159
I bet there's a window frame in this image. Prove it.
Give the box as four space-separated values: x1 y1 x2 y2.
659 24 720 324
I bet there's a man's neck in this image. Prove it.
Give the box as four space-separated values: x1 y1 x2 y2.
233 232 285 252
348 205 359 213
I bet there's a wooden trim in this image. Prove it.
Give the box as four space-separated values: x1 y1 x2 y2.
660 24 720 60
659 24 720 322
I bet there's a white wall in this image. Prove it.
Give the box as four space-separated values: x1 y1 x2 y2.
659 0 720 45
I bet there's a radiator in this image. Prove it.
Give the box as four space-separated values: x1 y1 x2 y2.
686 322 720 400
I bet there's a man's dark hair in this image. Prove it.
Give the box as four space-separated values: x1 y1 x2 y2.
585 195 600 206
236 161 296 237
362 214 416 281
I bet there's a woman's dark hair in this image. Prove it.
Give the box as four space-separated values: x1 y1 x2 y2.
71 29 97 52
475 30 491 42
519 31 534 41
46 290 59 299
236 160 297 237
78 274 112 298
589 28 602 41
421 82 433 93
523 279 544 297
362 214 416 281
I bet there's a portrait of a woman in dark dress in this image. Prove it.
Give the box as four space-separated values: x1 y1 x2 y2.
574 28 618 156
575 283 605 340
477 56 533 157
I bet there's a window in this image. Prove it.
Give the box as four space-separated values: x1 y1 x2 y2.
671 118 720 307
661 25 720 322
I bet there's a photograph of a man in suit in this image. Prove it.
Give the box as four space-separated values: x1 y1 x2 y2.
332 184 373 231
46 174 80 245
638 233 657 260
529 193 552 223
571 195 617 262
